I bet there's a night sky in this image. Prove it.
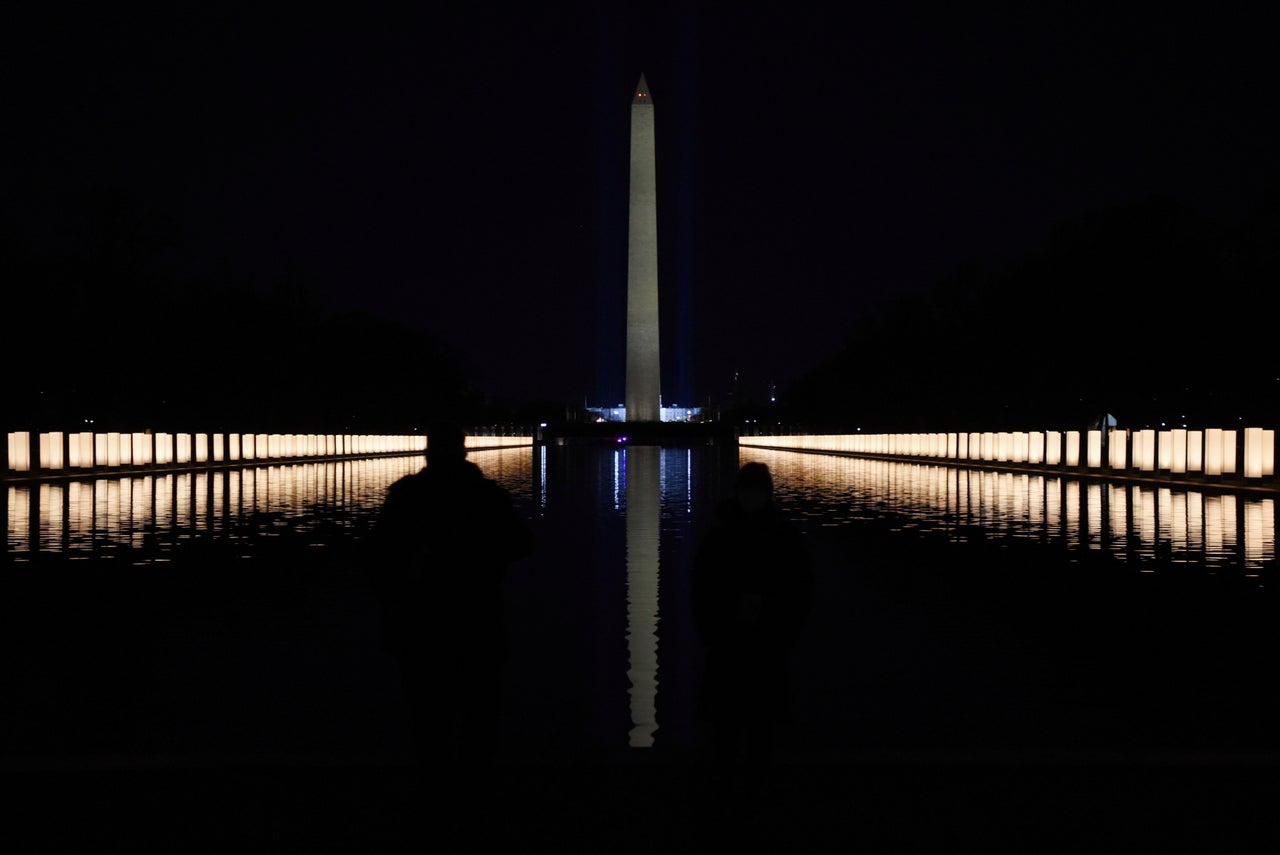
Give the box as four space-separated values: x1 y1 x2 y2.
5 3 1279 411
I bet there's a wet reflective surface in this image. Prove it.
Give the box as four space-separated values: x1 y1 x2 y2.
4 444 1280 760
4 452 535 560
8 445 1276 579
6 442 1280 849
746 449 1277 578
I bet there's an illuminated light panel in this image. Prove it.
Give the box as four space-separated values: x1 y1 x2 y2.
1187 430 1203 472
65 432 92 469
1029 432 1045 465
156 433 173 466
40 432 65 471
106 435 124 468
1137 429 1156 472
7 432 31 473
1044 432 1061 466
1205 429 1224 476
1171 429 1187 474
1109 428 1127 470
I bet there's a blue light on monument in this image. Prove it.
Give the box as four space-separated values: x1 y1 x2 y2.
586 405 704 423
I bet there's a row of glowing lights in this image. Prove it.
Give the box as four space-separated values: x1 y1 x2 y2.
741 428 1278 478
3 431 533 473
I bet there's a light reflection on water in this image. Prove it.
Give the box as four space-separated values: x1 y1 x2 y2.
6 443 1278 763
6 446 1277 576
4 450 537 560
624 445 661 748
741 448 1276 573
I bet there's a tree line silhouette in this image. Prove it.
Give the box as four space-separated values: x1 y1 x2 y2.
7 184 1279 435
2 189 475 434
785 193 1280 433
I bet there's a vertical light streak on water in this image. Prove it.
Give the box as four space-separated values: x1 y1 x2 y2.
333 461 346 513
97 481 117 540
132 477 152 549
5 487 24 553
284 465 301 516
1188 492 1205 561
624 445 660 748
1244 499 1274 573
195 472 210 533
1205 495 1226 556
933 465 946 528
964 469 979 530
1046 478 1062 539
1027 474 1044 541
1222 495 1239 559
1158 488 1174 556
926 466 940 523
68 481 93 552
155 474 174 537
227 471 242 533
968 469 982 528
1085 483 1102 549
1064 481 1082 546
106 479 123 545
1014 473 1031 537
260 466 273 516
39 484 63 552
238 469 252 519
994 472 1009 533
1137 487 1157 559
1170 491 1189 559
210 471 224 534
987 472 1003 534
978 471 994 531
311 464 324 513
1109 484 1128 553
613 449 622 511
175 473 193 532
686 449 692 516
539 445 548 510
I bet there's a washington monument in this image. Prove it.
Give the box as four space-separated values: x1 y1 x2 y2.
625 73 661 423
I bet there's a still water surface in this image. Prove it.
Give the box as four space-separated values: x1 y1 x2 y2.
3 443 1276 759
7 445 1274 573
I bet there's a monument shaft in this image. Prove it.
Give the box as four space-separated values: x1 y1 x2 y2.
626 74 661 422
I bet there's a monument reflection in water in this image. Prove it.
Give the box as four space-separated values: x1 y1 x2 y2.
624 445 661 747
4 443 1277 758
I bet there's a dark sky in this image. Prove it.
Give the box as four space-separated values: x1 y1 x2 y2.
4 3 1279 408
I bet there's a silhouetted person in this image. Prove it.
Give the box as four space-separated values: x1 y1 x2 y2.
370 421 533 772
692 462 814 770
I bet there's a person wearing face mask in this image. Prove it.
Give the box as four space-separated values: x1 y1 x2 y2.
691 462 815 771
